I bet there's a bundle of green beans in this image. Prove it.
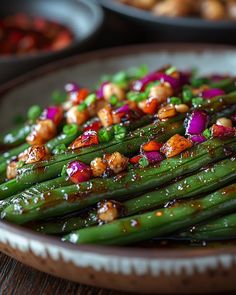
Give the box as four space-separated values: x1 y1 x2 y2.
2 137 236 224
1 66 236 249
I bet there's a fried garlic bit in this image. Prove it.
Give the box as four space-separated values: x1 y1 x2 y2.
97 200 123 222
90 157 107 177
26 119 56 145
106 152 129 174
6 160 18 180
66 105 89 125
90 152 129 177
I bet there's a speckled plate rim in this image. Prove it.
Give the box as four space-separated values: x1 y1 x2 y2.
1 43 236 279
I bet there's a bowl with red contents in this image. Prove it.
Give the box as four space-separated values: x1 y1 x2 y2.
0 0 103 83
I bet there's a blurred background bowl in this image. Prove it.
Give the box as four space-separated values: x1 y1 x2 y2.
98 0 236 44
0 0 104 84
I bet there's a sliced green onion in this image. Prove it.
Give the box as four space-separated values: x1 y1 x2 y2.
98 128 114 143
109 95 118 106
112 71 128 84
52 90 67 104
139 157 149 168
127 91 147 103
182 85 192 103
63 124 78 136
77 102 87 112
166 66 177 75
114 125 127 141
203 128 211 139
84 94 97 106
27 105 42 122
129 64 148 79
169 97 181 105
192 97 204 107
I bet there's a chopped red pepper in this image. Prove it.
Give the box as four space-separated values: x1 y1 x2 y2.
130 155 143 165
70 130 99 150
211 124 236 138
70 88 89 105
84 120 101 132
141 140 163 152
138 98 158 115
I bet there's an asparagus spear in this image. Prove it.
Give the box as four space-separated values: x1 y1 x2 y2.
2 138 235 224
32 157 236 234
63 184 236 245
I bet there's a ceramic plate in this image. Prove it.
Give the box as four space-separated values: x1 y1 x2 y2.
1 44 236 294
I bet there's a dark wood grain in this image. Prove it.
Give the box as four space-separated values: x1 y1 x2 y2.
0 253 131 295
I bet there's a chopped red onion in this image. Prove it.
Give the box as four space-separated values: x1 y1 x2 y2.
64 82 80 93
201 88 225 99
143 151 164 163
66 161 91 184
185 110 209 135
115 104 130 114
189 134 206 144
42 106 63 125
131 72 179 92
96 81 109 99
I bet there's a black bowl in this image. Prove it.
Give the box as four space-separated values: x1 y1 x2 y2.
99 0 236 44
0 0 104 84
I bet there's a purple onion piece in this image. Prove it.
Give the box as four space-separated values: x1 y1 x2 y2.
64 82 80 93
115 104 130 114
44 106 60 121
185 110 209 135
189 134 207 144
96 81 109 99
66 160 91 183
231 113 236 124
201 88 225 99
131 72 179 92
143 151 164 163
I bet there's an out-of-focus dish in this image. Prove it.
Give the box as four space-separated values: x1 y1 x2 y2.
0 14 73 56
0 0 103 83
119 0 236 21
99 0 236 43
